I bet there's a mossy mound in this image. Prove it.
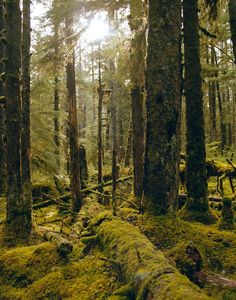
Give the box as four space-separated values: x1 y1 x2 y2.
138 215 236 275
137 215 236 299
0 242 59 287
0 240 123 300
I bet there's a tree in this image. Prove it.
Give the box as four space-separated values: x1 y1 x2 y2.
144 0 182 215
181 0 216 224
21 0 32 235
129 0 146 200
65 14 82 212
229 0 236 63
5 0 31 238
52 0 61 172
0 0 6 195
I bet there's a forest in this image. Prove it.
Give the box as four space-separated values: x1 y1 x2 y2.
0 0 236 299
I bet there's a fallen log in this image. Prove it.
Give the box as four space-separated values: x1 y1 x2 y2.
92 211 211 300
35 226 73 257
59 175 133 202
197 271 236 289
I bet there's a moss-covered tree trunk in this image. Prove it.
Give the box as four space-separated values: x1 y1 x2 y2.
144 0 182 214
0 0 6 196
92 212 211 300
129 0 146 199
182 0 215 224
229 0 236 63
66 16 82 212
21 0 32 236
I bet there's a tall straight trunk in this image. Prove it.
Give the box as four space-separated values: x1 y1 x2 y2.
66 16 82 212
21 0 32 236
129 0 146 199
0 0 6 195
124 116 132 167
209 45 217 141
233 89 236 150
110 62 117 215
91 43 96 122
144 0 182 215
229 0 236 63
5 1 26 235
54 75 60 167
182 0 215 224
212 46 226 151
53 14 60 170
97 45 103 186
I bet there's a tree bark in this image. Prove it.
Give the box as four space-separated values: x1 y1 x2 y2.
0 0 6 195
5 0 30 237
65 16 82 212
129 0 146 199
144 0 182 214
229 0 236 63
21 0 32 237
182 0 215 224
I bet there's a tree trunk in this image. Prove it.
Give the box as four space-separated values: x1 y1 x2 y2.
21 0 32 237
129 0 146 199
144 0 182 214
5 0 27 236
124 115 132 167
97 44 103 187
229 0 236 63
110 63 117 215
0 0 6 195
52 1 61 172
65 16 82 212
92 212 211 300
182 0 215 224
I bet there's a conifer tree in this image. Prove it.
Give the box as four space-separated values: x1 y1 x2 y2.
144 0 182 214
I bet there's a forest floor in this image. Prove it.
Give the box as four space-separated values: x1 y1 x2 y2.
0 175 236 300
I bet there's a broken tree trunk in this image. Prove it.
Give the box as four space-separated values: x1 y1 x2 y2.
35 226 73 256
91 211 211 300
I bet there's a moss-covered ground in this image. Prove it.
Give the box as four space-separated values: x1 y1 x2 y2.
132 213 236 299
0 169 235 300
0 198 124 300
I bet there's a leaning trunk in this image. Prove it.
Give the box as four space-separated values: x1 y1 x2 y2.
144 0 182 214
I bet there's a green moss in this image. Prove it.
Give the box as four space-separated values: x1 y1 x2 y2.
93 213 210 299
0 245 123 299
139 214 236 276
179 205 218 225
81 234 99 245
0 242 59 287
220 198 234 230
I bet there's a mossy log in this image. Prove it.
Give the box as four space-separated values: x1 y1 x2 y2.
92 211 211 300
35 226 73 257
